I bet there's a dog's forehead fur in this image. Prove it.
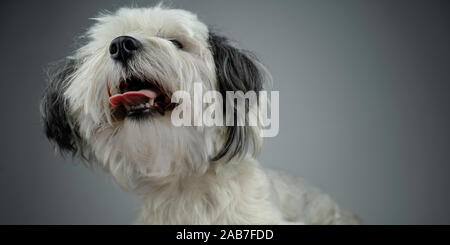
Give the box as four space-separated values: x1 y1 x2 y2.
88 7 209 48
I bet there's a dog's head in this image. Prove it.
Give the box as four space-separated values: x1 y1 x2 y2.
41 6 267 189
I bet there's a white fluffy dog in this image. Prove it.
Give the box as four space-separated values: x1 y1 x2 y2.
41 5 359 225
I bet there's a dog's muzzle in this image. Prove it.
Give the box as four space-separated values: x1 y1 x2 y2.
107 36 177 119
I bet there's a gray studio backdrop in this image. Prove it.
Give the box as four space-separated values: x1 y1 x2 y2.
0 0 449 224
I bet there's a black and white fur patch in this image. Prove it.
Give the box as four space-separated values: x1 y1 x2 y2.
41 59 82 155
208 33 264 161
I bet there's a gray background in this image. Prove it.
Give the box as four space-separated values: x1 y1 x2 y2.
0 0 449 224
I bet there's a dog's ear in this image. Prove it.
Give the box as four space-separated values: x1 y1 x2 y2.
41 58 82 156
208 32 264 162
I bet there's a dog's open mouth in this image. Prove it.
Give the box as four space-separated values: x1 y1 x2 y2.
109 77 176 118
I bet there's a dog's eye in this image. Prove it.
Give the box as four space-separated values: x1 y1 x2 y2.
169 39 183 49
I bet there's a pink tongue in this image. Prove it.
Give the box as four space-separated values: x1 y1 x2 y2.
109 89 158 107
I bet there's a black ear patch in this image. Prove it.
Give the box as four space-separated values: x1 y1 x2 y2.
41 59 82 155
208 33 264 161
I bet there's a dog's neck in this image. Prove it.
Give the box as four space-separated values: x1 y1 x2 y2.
134 156 280 224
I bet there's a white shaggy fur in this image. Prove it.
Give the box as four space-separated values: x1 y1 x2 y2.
46 5 359 225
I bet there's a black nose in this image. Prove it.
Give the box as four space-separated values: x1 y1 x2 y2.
109 36 142 63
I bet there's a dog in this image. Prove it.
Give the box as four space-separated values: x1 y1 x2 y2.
41 5 359 225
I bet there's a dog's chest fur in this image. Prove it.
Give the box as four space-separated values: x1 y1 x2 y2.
135 157 286 225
